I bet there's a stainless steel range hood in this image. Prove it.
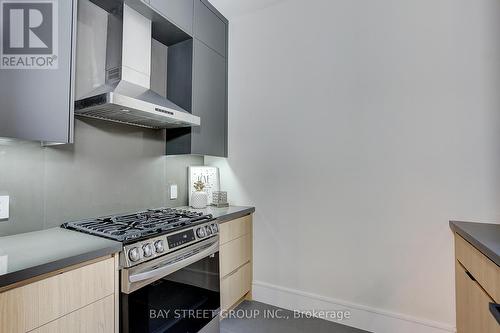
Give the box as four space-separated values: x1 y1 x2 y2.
75 1 200 129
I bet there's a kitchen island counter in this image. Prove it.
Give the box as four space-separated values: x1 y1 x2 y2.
450 220 500 267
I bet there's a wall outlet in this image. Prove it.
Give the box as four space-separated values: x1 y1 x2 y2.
0 196 9 220
169 184 178 200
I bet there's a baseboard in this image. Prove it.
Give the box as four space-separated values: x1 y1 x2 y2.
252 280 456 333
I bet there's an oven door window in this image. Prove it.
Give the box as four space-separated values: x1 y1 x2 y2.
122 252 220 333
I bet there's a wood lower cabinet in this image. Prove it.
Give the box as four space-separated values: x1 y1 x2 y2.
31 295 115 333
220 233 252 277
219 215 253 311
221 262 252 311
454 234 500 333
0 255 119 333
455 234 500 302
456 262 499 333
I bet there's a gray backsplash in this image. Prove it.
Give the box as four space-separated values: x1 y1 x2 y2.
165 155 204 208
0 118 203 237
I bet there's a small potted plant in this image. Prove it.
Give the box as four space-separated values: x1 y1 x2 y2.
191 180 208 209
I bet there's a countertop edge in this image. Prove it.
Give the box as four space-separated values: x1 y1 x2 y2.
216 207 256 223
0 244 121 289
450 221 500 267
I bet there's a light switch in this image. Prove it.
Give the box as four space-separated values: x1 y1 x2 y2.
0 196 9 219
169 185 178 200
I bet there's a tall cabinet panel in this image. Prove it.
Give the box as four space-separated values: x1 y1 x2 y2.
191 39 226 156
194 0 226 56
149 0 194 35
0 0 76 143
166 0 228 157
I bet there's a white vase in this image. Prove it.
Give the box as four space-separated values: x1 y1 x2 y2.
191 191 208 209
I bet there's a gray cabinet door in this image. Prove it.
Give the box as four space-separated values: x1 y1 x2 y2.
0 0 76 143
150 0 194 35
194 0 226 56
192 39 226 157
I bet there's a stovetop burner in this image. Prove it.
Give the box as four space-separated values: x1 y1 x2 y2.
62 208 214 243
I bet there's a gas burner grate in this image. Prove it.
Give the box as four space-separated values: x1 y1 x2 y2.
62 208 214 242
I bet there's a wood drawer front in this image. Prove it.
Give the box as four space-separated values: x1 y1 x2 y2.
31 294 115 333
456 262 500 333
455 234 500 303
220 233 251 278
219 215 252 245
221 262 252 311
0 257 115 333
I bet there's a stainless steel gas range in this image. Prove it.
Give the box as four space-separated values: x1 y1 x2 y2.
62 208 220 333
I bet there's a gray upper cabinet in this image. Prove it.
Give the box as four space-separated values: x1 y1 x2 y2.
166 0 227 157
0 0 76 143
165 39 227 157
194 0 226 56
149 0 194 35
191 40 226 156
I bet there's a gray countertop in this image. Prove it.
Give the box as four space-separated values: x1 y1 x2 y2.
0 206 254 289
450 221 500 267
176 205 255 223
0 228 122 288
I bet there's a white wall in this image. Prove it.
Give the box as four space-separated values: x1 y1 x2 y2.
207 0 500 331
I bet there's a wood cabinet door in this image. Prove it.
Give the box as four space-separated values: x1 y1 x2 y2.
0 257 115 333
221 262 252 311
220 233 252 278
220 215 253 246
455 234 500 303
30 295 115 333
219 216 253 310
456 261 500 333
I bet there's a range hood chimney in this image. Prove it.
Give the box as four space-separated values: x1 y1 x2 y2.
75 2 199 129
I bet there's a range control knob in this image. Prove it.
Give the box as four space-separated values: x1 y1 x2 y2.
211 224 218 233
143 243 154 257
154 240 164 253
197 227 207 238
128 247 141 262
205 225 213 236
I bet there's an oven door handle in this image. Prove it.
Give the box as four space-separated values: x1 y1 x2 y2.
129 240 219 283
